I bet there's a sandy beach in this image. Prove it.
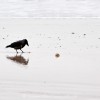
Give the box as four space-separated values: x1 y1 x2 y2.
0 0 100 17
0 18 100 100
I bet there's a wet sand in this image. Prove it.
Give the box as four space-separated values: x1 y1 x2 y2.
0 18 100 100
0 0 100 17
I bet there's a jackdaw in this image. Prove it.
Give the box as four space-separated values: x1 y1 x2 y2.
6 39 29 53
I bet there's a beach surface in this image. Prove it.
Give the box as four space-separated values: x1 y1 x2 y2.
0 18 100 100
0 0 100 17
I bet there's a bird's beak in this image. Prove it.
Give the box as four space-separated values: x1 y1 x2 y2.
27 43 29 46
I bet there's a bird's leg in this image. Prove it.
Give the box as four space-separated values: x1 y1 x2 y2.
16 49 18 53
20 49 24 53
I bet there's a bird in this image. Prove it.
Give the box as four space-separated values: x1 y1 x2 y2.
6 39 29 53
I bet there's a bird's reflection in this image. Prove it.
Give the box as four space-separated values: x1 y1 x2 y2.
6 54 29 65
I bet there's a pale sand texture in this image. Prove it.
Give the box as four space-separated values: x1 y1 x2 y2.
0 18 100 100
0 0 100 17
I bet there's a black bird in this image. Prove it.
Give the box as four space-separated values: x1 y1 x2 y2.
6 39 29 53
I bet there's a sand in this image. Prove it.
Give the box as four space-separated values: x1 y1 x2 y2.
0 0 100 17
0 18 100 100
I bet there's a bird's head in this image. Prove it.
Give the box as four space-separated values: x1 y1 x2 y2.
24 39 29 46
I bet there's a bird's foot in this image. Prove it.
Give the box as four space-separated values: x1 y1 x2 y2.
20 49 24 53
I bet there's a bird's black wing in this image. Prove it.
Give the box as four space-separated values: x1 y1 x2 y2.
10 40 22 48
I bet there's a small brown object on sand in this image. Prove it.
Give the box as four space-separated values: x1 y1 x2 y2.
55 53 60 58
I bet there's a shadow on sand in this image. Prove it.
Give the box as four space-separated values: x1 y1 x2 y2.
6 54 29 65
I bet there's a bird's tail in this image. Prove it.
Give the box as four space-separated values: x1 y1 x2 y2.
6 45 11 48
